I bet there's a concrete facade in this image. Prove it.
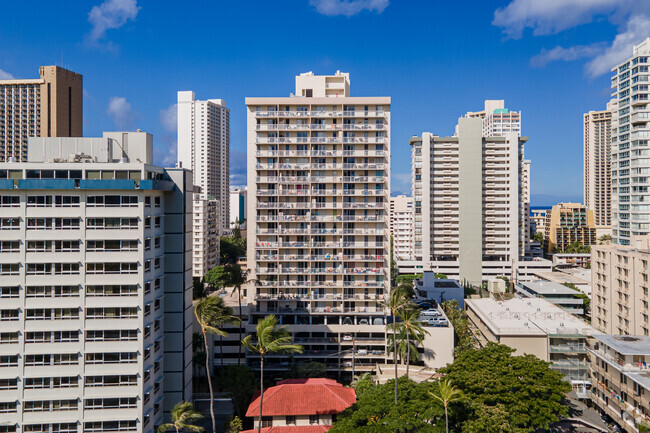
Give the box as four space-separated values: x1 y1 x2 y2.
591 235 650 336
0 66 83 162
177 91 229 277
611 38 650 246
0 132 194 432
544 203 597 253
389 195 413 261
584 105 614 231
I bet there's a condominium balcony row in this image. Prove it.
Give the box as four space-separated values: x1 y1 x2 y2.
255 162 386 169
256 189 386 196
255 123 385 131
255 279 385 288
256 202 385 210
256 227 384 235
256 266 385 275
256 149 385 157
253 109 387 118
255 214 386 222
255 137 386 144
254 240 385 248
256 175 385 183
257 253 385 261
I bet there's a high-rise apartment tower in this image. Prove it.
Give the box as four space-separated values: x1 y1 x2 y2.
0 132 194 432
246 71 392 372
0 66 83 162
177 91 230 277
611 38 650 245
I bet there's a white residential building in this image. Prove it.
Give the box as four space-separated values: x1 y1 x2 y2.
461 100 521 137
0 132 194 433
611 38 650 245
230 187 247 228
409 117 547 286
389 195 413 261
246 71 396 373
177 91 230 277
584 103 614 233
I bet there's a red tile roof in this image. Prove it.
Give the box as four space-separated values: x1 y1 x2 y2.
241 427 332 433
246 378 356 417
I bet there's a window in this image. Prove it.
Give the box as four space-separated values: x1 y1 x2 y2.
0 241 19 252
25 286 79 298
85 397 137 409
286 416 296 425
154 216 161 228
86 330 137 342
310 415 320 425
87 217 138 229
23 400 78 412
25 331 79 343
86 262 138 274
86 285 137 297
85 375 137 387
24 354 78 366
24 376 78 389
87 195 138 207
155 196 161 207
26 309 79 320
54 195 80 207
85 352 137 364
86 308 138 319
27 195 52 207
84 420 137 432
87 240 138 252
0 402 16 413
0 379 17 390
0 333 18 344
0 356 18 367
0 264 19 275
0 218 20 230
0 196 19 207
24 425 76 433
0 310 19 321
0 286 19 298
145 196 151 207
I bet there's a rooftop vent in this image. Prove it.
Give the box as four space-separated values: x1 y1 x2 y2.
620 336 640 342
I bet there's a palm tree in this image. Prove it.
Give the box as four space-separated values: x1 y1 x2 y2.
242 315 303 433
157 401 204 433
638 423 650 433
396 307 429 378
194 297 240 433
429 378 463 433
350 372 373 388
382 285 410 405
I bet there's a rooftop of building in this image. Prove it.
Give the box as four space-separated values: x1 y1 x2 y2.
0 65 81 85
594 334 650 355
518 280 580 296
246 378 356 418
466 297 595 337
533 271 589 286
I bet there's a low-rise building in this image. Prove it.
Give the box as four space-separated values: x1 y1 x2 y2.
515 280 585 316
588 334 650 432
534 270 592 298
531 209 547 236
413 272 464 309
466 298 597 397
242 378 356 432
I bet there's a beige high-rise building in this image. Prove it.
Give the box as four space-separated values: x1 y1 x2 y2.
245 71 397 373
544 203 597 253
0 66 83 162
591 235 650 336
584 103 613 232
410 119 531 286
389 195 413 261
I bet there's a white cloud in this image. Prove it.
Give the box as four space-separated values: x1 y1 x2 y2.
160 104 177 133
310 0 389 17
87 0 140 43
154 134 177 167
493 0 650 77
493 0 623 39
585 15 650 77
106 96 136 130
0 69 14 80
530 43 606 67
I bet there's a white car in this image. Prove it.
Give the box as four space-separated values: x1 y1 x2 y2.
420 308 441 317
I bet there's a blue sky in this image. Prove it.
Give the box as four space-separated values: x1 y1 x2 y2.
1 0 648 206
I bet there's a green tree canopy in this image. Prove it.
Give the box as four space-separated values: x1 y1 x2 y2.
440 343 571 432
221 231 246 264
285 361 327 379
215 365 257 419
329 377 445 433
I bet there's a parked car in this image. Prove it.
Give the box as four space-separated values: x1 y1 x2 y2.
342 335 353 341
420 308 441 317
357 349 368 355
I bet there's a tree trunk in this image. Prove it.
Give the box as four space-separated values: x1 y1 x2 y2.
444 404 449 433
220 335 224 368
406 333 410 378
392 311 398 405
203 331 216 433
258 355 264 433
238 286 243 366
